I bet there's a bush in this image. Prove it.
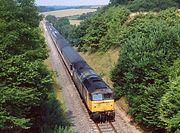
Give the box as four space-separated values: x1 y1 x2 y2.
78 12 96 20
43 126 73 133
111 8 180 130
72 6 130 52
159 60 180 132
46 15 57 24
128 0 177 12
40 91 71 132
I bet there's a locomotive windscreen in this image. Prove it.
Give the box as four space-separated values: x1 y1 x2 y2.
92 93 113 101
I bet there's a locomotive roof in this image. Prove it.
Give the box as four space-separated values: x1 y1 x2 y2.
50 27 70 49
74 61 91 73
62 46 84 64
82 75 112 93
77 68 112 93
56 36 69 49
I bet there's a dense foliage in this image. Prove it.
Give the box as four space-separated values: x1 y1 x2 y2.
71 6 130 52
111 8 180 132
40 91 71 132
127 0 178 11
159 60 180 132
46 15 76 44
46 15 57 25
0 0 70 132
78 12 96 20
110 0 179 11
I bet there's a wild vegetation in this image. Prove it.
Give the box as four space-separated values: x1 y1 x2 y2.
0 0 71 132
110 0 179 11
77 12 96 20
111 8 180 132
46 1 180 132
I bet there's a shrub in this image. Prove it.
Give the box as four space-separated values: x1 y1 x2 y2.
40 91 71 132
111 8 180 129
73 6 130 52
159 60 180 132
128 0 177 12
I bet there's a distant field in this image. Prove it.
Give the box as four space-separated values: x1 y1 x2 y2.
42 8 97 18
69 20 81 25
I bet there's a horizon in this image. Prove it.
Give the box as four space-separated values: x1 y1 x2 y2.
37 5 104 6
36 0 110 6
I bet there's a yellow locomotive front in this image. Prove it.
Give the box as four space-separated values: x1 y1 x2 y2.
87 91 115 122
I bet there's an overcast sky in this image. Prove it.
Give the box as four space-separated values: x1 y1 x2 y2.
36 0 110 6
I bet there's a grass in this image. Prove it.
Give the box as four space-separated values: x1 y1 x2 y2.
79 49 119 87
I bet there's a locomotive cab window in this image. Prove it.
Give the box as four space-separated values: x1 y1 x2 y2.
104 93 113 100
92 93 113 101
92 94 103 101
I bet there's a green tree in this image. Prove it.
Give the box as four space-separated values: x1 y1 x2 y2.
128 0 177 11
46 15 57 25
0 0 51 131
72 6 130 52
54 17 70 33
110 0 130 4
111 8 180 130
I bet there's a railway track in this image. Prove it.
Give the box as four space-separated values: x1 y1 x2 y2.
96 122 118 133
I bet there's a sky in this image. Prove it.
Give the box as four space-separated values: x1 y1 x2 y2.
35 0 110 6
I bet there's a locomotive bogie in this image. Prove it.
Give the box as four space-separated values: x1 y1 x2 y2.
90 111 115 122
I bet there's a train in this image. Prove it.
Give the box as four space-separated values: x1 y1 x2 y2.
45 21 115 122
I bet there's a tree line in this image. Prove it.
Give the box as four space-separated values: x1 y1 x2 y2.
0 0 71 132
46 1 180 132
110 0 179 11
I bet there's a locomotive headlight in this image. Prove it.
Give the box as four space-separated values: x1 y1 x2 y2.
94 106 96 108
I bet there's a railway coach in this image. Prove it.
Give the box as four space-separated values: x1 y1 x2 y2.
45 21 115 122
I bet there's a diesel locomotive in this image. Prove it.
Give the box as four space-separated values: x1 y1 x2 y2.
45 21 115 122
